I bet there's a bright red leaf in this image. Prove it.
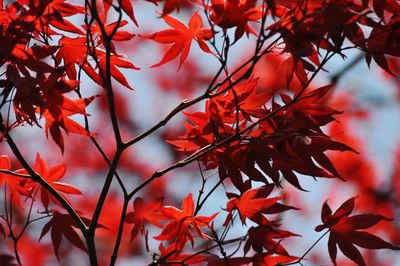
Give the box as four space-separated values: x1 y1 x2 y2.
210 0 262 41
56 37 87 80
119 0 139 26
97 50 140 90
224 184 297 226
154 193 218 253
32 153 82 210
145 12 213 68
0 155 31 206
125 197 166 240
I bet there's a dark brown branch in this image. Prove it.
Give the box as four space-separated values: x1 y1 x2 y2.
109 197 129 266
75 68 128 196
89 0 124 146
83 2 127 265
2 115 87 234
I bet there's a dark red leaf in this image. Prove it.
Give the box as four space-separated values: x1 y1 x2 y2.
315 197 399 265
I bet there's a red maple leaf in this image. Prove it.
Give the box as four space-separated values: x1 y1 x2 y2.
83 19 135 49
210 0 262 41
31 154 82 210
125 197 166 240
97 50 140 90
252 253 299 266
0 155 31 206
41 95 96 153
103 0 138 26
244 226 299 255
224 184 297 226
315 197 399 266
33 71 97 152
35 0 85 35
154 193 218 253
145 12 213 68
11 44 58 73
56 36 87 80
44 0 85 16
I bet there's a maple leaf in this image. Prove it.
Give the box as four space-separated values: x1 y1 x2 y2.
39 212 87 261
41 96 96 153
82 19 135 52
154 193 218 253
315 197 400 266
97 50 140 90
56 37 87 80
34 0 85 35
246 86 356 191
196 78 269 123
210 0 262 41
6 65 42 125
167 98 236 171
372 0 400 20
252 253 299 266
108 0 138 26
34 71 97 152
32 153 82 210
125 197 166 240
145 12 213 68
244 226 299 255
224 185 297 226
11 44 58 73
0 155 31 206
44 0 85 16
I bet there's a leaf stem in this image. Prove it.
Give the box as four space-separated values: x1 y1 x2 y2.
283 230 329 265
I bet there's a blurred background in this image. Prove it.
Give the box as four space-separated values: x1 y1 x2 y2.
1 0 399 265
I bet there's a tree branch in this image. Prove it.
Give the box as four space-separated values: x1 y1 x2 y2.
2 118 87 234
